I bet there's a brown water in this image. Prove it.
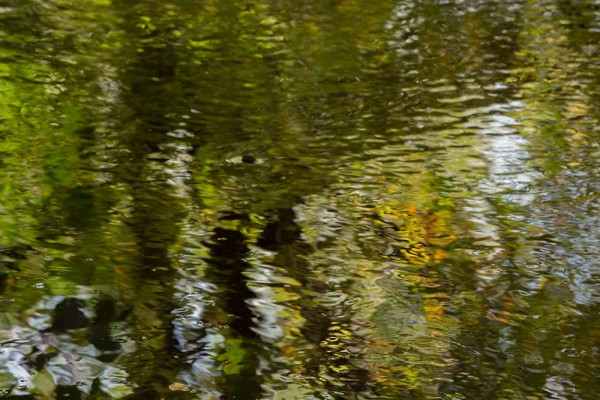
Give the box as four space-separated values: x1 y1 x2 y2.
0 0 599 399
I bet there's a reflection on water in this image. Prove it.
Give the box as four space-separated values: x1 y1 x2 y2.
1 0 599 398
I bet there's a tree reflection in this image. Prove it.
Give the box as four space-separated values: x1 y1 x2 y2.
202 221 262 398
0 0 599 398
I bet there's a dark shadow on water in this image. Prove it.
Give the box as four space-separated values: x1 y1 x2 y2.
44 298 88 333
205 226 258 339
200 215 263 399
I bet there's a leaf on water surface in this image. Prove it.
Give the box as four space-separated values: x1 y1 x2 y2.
168 382 190 392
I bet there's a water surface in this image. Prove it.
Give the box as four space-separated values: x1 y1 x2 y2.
1 0 599 399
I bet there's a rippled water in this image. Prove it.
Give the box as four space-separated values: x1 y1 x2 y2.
1 0 599 399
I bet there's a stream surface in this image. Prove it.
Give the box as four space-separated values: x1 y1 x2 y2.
1 0 599 399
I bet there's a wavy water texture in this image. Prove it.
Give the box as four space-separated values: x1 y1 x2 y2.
0 0 599 399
